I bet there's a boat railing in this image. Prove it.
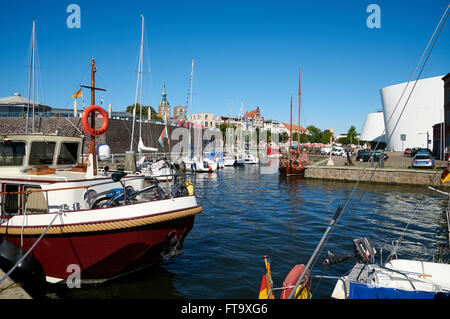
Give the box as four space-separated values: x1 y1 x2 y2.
0 172 197 217
84 172 197 209
82 152 176 163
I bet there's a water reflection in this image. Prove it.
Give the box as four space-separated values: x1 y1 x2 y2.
54 166 449 299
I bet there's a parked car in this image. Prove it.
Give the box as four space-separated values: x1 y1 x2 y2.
412 152 435 168
404 148 411 155
356 149 388 162
332 147 344 156
320 147 331 155
374 150 389 160
411 147 431 157
341 149 356 157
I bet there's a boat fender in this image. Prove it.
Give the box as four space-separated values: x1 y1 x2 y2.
280 264 311 299
185 182 194 196
0 240 20 267
82 105 109 136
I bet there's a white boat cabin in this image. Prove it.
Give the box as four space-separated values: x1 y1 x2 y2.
0 134 144 217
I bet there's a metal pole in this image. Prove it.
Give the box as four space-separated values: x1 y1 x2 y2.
31 20 36 133
288 204 343 299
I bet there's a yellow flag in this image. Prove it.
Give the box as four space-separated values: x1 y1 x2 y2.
72 89 82 98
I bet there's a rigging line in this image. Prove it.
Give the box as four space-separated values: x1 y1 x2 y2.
335 4 449 222
374 3 450 154
310 5 449 289
385 196 428 264
62 67 91 109
330 5 450 260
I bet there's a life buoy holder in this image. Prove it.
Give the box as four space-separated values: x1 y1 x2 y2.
82 105 109 136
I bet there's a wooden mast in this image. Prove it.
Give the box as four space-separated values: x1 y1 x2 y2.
80 58 106 176
298 67 301 148
289 95 293 162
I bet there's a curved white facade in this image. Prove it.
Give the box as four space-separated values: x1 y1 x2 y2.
360 111 386 143
380 75 444 152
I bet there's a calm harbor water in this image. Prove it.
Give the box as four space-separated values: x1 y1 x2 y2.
53 165 449 299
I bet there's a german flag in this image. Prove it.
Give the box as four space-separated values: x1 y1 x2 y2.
72 89 82 98
441 168 450 184
258 256 275 299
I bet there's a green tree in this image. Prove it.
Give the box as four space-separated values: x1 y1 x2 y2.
306 125 322 143
337 125 358 145
347 125 358 145
321 129 332 144
126 103 163 122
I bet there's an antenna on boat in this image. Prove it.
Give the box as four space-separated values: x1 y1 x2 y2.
80 58 106 176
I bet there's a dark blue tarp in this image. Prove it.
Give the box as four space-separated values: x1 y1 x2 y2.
349 282 450 299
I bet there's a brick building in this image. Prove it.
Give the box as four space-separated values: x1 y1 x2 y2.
158 83 170 120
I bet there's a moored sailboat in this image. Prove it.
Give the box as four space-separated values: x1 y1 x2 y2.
279 68 307 176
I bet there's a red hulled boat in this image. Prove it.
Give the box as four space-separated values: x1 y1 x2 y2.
0 59 202 284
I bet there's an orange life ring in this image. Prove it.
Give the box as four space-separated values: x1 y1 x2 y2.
82 105 109 136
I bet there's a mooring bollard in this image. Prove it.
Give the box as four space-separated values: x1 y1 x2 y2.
125 151 137 172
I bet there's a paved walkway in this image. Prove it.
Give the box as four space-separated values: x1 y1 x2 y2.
0 269 32 299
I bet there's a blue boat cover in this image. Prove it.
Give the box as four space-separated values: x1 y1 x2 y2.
349 282 450 299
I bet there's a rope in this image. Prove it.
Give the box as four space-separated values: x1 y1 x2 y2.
0 206 202 235
0 209 64 286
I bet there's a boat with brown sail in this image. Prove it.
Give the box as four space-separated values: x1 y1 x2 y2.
279 68 307 176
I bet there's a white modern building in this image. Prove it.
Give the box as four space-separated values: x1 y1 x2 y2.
263 120 289 135
360 111 386 148
380 75 445 152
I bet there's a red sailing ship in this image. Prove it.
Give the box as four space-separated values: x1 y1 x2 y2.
279 68 307 176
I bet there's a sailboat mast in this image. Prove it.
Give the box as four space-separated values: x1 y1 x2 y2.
289 95 292 161
31 20 36 133
188 59 194 157
89 58 98 175
26 20 36 134
138 14 145 146
298 67 301 147
130 14 145 152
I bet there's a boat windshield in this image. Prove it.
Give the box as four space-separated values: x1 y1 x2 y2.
0 140 26 166
29 141 56 165
57 142 79 164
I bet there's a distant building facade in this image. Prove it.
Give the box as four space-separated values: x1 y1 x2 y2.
244 106 264 130
281 123 309 136
188 113 216 129
173 105 187 121
158 84 171 120
263 120 288 134
0 93 50 116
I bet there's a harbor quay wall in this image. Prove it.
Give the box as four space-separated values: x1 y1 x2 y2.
0 117 196 155
304 165 446 187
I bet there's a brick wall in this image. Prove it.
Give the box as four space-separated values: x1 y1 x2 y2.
0 117 192 155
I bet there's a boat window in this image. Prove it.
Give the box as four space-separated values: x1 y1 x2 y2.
3 184 19 215
0 140 25 166
24 186 47 214
57 142 79 164
29 142 56 165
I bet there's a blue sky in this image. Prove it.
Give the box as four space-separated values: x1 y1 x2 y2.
0 0 449 134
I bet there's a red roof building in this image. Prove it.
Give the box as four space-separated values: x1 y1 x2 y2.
281 123 309 136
